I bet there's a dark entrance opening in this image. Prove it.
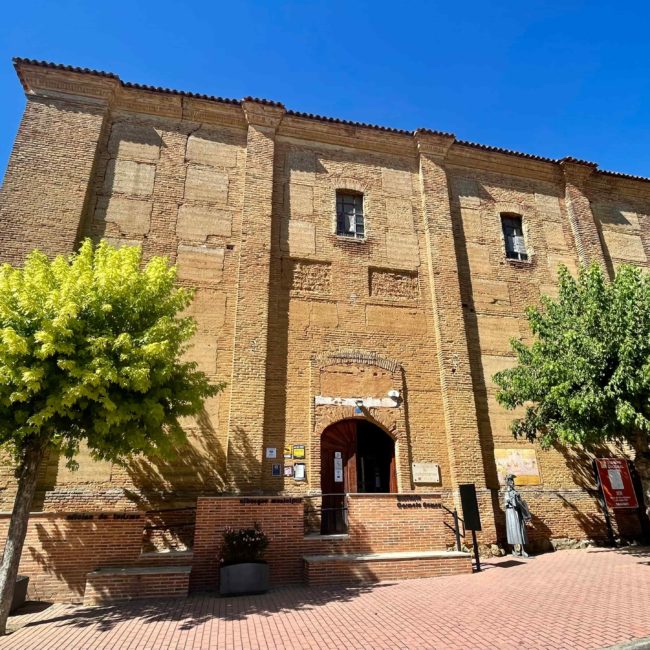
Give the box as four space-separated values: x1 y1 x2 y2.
320 419 396 534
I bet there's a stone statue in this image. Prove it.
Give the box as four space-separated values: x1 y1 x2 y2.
504 474 532 557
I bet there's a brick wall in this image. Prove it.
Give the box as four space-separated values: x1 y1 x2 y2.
83 567 190 605
0 513 143 602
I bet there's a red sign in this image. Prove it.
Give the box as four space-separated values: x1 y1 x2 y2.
595 458 638 509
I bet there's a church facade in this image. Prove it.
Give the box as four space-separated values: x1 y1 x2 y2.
0 59 647 601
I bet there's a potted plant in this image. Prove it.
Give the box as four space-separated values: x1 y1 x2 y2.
219 523 270 596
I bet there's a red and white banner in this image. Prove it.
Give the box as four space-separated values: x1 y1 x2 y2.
595 458 638 509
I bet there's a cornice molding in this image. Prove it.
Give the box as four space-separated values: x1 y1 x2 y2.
242 100 285 132
11 59 650 194
447 144 563 184
114 86 181 119
279 115 416 158
182 97 247 129
560 157 598 187
17 64 119 106
414 129 456 161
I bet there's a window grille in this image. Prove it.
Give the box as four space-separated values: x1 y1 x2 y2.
336 191 364 239
501 214 528 261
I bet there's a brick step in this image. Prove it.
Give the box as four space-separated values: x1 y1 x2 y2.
135 550 194 567
303 550 472 586
83 565 192 605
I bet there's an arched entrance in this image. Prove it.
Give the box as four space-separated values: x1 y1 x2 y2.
320 419 397 533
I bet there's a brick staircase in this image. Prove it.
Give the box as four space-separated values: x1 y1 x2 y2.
303 550 472 586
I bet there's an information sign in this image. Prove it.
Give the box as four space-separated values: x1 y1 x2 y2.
595 458 638 509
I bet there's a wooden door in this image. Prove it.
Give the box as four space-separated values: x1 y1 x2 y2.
320 420 357 533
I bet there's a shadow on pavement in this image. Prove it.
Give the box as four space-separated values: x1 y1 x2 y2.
13 582 393 633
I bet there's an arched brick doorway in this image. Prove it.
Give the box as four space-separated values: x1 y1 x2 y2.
321 418 397 533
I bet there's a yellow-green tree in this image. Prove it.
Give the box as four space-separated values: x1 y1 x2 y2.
0 241 221 634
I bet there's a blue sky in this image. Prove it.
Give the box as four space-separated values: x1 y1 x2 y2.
1 1 650 178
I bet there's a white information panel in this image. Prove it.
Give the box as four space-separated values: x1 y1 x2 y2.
412 462 441 484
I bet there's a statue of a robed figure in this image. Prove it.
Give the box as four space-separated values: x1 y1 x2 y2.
504 474 533 557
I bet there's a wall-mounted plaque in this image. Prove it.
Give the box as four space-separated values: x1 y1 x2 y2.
284 465 294 477
412 462 441 484
494 448 540 485
265 447 277 459
271 463 281 477
294 462 306 480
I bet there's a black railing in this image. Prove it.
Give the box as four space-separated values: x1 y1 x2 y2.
142 507 197 553
441 504 464 552
304 494 349 535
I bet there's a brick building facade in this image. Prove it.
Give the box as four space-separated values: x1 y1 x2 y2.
0 59 647 601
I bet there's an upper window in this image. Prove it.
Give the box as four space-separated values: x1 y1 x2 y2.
501 214 528 261
336 191 365 239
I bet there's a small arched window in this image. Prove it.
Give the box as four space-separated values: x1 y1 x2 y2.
501 213 528 261
336 191 365 239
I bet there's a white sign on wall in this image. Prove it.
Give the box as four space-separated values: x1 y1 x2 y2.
412 463 441 484
334 456 343 482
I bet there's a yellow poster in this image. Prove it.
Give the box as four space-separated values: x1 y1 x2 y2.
494 448 541 485
292 445 305 460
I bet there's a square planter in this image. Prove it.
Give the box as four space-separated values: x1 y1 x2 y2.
220 562 269 596
11 576 29 613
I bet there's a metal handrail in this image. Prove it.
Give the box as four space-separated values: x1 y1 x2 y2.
441 504 464 552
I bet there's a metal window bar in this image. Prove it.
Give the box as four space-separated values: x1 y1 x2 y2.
336 192 364 239
501 215 528 261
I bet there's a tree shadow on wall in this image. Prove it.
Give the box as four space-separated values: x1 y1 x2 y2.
28 518 141 600
124 407 228 510
558 442 645 541
226 426 263 494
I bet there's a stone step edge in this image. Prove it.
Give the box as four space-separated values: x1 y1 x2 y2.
88 565 192 576
303 550 471 563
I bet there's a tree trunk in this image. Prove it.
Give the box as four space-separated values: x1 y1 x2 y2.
0 440 46 635
632 432 650 524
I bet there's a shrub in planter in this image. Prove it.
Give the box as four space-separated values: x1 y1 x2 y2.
219 524 270 596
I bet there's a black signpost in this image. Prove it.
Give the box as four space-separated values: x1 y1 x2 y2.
459 483 482 572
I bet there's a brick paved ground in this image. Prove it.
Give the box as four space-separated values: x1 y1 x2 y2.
2 547 650 650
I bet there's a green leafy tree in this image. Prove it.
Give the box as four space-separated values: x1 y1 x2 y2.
494 262 650 520
0 240 221 634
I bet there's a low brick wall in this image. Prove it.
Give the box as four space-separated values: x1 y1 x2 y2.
192 497 305 592
83 566 191 605
0 512 144 602
190 493 450 592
